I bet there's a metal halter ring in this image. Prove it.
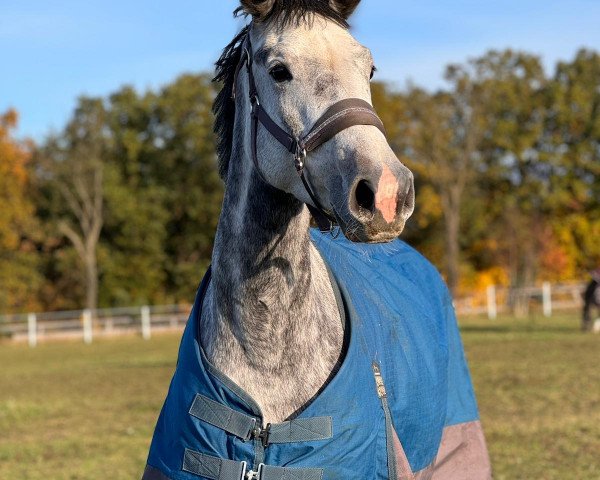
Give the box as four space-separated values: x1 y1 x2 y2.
294 145 307 173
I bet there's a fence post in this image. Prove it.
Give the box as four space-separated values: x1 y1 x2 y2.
542 282 552 317
141 306 151 340
83 309 93 344
487 285 497 320
27 313 37 347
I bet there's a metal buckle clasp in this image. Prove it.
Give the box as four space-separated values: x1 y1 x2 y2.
251 423 271 448
294 144 307 173
244 418 258 442
239 461 248 480
244 463 265 480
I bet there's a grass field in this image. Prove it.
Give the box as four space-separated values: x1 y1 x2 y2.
1 313 598 479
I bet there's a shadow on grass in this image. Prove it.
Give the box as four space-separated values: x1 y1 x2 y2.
460 325 511 333
460 324 581 334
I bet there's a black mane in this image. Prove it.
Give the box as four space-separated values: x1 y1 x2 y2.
212 1 349 179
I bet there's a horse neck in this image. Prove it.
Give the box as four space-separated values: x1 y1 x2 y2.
201 95 342 374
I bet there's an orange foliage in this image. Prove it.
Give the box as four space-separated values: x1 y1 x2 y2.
0 109 40 313
539 243 575 282
0 109 33 250
458 266 510 297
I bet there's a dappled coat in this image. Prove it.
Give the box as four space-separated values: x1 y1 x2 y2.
142 232 491 480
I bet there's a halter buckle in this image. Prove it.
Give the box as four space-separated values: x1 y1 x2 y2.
294 144 307 173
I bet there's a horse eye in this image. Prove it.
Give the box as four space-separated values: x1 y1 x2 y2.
370 65 377 80
269 65 293 83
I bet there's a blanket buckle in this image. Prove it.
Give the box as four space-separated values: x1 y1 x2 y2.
251 423 272 448
244 463 264 480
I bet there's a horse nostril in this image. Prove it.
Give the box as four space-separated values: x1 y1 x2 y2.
355 179 375 213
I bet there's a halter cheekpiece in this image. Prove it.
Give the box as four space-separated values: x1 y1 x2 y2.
232 30 386 232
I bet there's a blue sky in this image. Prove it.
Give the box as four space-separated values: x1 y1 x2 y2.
2 0 599 141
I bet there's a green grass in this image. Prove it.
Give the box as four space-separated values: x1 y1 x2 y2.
0 313 598 479
461 313 600 479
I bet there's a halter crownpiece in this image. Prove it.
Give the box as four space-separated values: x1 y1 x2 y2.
234 31 386 232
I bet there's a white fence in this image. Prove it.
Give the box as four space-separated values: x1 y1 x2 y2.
454 282 587 319
0 304 191 347
0 282 588 347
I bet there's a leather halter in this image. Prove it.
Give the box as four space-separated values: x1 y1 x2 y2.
233 33 386 232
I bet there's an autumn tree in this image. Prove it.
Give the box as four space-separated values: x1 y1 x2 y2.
470 50 548 287
12 51 599 313
0 110 41 313
403 72 487 295
104 75 223 303
146 74 223 300
543 49 600 275
100 86 170 306
38 98 107 312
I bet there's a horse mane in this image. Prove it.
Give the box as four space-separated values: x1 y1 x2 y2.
212 1 349 179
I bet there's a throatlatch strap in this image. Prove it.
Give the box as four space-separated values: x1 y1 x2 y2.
251 103 271 185
183 449 324 480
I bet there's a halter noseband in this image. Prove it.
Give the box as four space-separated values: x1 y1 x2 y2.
233 33 386 232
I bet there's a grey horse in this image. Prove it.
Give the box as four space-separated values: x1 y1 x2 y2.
143 1 491 479
203 0 414 424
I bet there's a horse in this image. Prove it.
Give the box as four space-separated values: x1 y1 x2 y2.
142 1 491 479
582 269 600 332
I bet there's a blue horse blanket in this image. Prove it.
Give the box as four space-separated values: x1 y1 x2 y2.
143 233 491 480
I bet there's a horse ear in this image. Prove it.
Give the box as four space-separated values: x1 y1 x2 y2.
329 0 361 19
239 0 276 20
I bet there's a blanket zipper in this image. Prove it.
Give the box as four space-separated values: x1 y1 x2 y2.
372 362 399 480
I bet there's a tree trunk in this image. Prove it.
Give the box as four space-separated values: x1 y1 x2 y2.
441 185 462 297
85 251 98 312
444 207 460 296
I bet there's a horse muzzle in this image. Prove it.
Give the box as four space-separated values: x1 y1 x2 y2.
336 161 415 243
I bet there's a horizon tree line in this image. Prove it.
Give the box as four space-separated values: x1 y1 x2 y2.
1 47 599 314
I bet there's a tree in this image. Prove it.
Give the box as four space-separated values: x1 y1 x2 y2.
98 86 170 306
0 109 41 313
140 74 223 300
104 76 223 303
403 80 486 295
469 50 548 287
21 51 600 312
38 98 107 312
544 49 600 273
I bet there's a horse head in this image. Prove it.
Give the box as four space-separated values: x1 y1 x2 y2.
219 0 414 243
